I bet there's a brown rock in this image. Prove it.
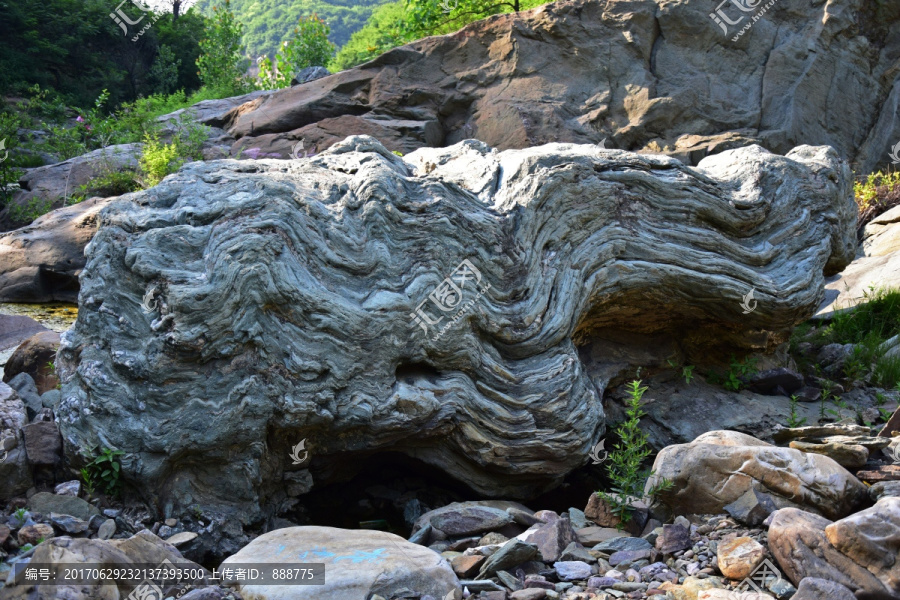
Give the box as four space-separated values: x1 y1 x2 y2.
715 536 765 580
768 508 886 596
878 405 900 439
451 554 485 578
584 493 622 528
2 331 61 393
856 465 900 482
0 195 116 303
0 524 10 546
22 420 62 465
220 0 900 180
17 523 54 546
788 440 869 470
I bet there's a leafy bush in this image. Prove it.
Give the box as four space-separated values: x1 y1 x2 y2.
598 378 673 527
82 447 125 497
856 170 900 231
8 198 55 224
257 14 336 89
139 116 209 186
330 1 407 71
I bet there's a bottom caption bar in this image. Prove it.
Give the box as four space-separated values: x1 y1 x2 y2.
12 562 326 586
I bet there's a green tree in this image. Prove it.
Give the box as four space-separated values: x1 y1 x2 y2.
196 0 251 94
149 45 182 94
330 1 407 71
257 14 336 89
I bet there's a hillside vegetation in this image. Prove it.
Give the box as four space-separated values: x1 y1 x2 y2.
192 0 392 58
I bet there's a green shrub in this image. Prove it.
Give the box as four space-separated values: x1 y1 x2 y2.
82 447 125 497
856 170 900 230
787 395 806 428
140 135 183 187
8 197 54 224
598 378 673 527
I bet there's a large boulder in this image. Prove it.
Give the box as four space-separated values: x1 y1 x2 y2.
2 330 61 393
768 505 896 599
57 137 855 520
1 530 209 600
219 0 900 176
645 431 868 521
220 526 459 600
817 202 900 317
0 195 116 302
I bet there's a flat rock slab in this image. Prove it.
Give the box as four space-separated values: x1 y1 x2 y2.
56 137 856 518
0 315 49 353
27 492 99 522
221 526 458 600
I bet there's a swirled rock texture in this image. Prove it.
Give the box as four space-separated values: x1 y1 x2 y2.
57 136 855 522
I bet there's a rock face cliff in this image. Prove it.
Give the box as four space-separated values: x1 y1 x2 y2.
218 0 900 175
57 137 855 521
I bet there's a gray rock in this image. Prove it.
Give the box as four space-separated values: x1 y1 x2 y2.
415 501 528 537
40 389 61 410
430 506 514 537
478 539 539 578
869 481 900 502
594 537 651 554
567 508 589 529
54 480 81 497
56 136 856 518
723 488 778 527
97 519 116 540
409 523 431 545
291 66 331 86
558 542 594 563
8 372 41 418
221 526 459 599
553 560 592 581
50 513 89 534
0 382 31 500
792 577 856 600
609 549 651 566
27 492 99 521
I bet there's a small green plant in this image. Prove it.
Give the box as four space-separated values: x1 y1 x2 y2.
83 447 125 497
13 507 26 521
819 380 835 420
598 379 673 527
826 396 849 420
80 466 96 497
878 407 895 423
682 366 694 385
787 395 807 428
875 392 887 406
720 356 758 391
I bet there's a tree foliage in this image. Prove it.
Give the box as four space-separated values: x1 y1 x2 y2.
257 14 336 89
196 0 252 94
193 0 390 59
0 0 206 108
